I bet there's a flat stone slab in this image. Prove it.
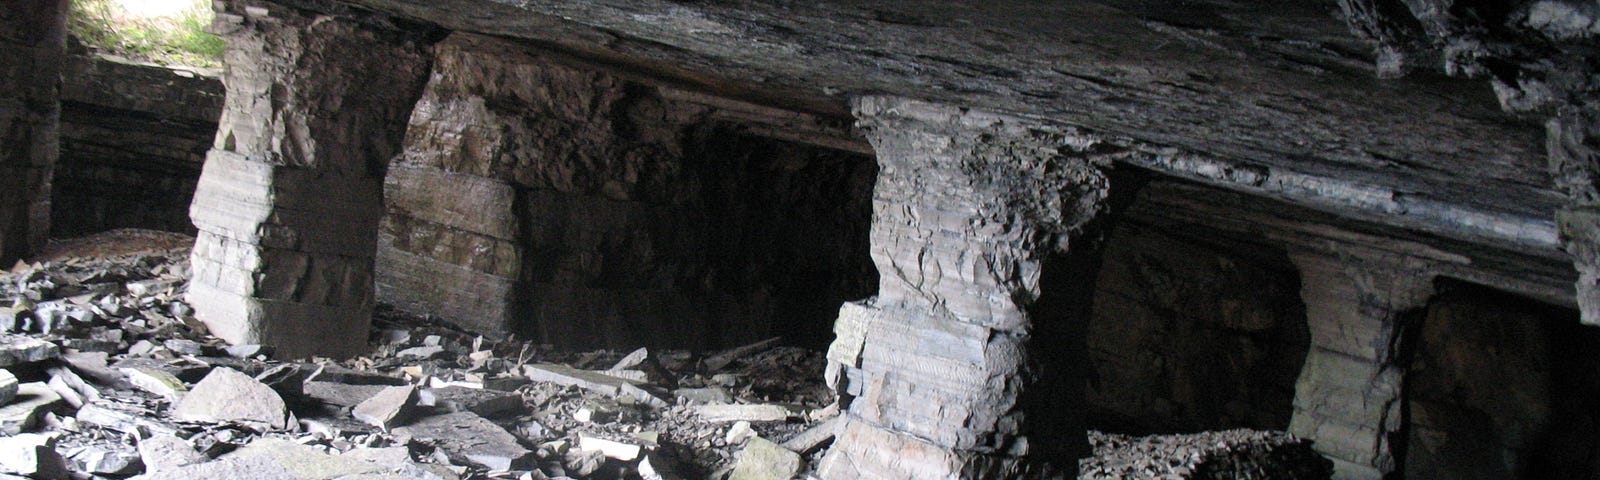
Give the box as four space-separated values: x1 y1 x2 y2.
352 385 416 430
129 438 444 480
302 381 388 408
692 404 792 423
729 437 802 480
0 383 61 435
427 386 521 417
393 411 534 471
0 335 58 367
0 433 66 478
522 363 637 395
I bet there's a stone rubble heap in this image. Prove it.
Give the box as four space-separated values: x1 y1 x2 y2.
0 234 1330 479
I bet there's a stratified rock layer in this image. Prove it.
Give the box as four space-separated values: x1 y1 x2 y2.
185 0 435 359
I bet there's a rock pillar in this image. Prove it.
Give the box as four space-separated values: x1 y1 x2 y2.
0 0 69 264
187 0 433 359
1287 252 1433 480
1550 106 1600 326
817 97 1108 479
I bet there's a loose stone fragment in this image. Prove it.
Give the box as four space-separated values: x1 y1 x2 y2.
691 404 791 423
609 347 649 371
522 363 637 395
728 437 801 480
72 446 142 476
173 367 289 429
137 434 203 474
351 385 417 430
303 381 388 408
725 421 755 445
429 386 520 417
673 387 733 404
120 368 187 401
0 383 62 434
780 415 841 454
393 411 535 471
577 434 642 461
0 433 66 478
0 370 17 405
396 345 445 359
0 335 58 367
75 400 177 436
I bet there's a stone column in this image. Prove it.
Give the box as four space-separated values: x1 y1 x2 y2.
0 0 69 264
1288 251 1433 480
187 0 433 359
817 97 1108 479
1550 105 1600 326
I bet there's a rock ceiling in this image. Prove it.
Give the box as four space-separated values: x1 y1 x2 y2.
257 0 1573 266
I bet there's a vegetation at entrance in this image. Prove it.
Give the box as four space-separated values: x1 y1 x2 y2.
67 0 225 68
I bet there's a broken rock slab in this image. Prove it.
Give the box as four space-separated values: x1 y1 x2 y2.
577 434 642 462
691 404 791 423
0 335 58 367
352 385 417 430
393 411 534 471
0 370 17 406
130 438 444 480
427 386 520 417
0 433 67 478
523 363 639 395
303 381 389 408
137 434 203 474
0 383 62 435
780 415 841 454
728 437 801 480
119 367 188 401
173 367 289 430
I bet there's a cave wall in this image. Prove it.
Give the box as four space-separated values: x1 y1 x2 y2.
1086 220 1309 434
0 0 68 264
1404 280 1600 479
53 53 222 237
377 33 876 350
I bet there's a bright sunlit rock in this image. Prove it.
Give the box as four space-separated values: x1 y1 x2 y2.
112 0 194 19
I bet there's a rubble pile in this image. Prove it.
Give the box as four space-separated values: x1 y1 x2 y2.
1081 430 1333 480
0 233 1332 479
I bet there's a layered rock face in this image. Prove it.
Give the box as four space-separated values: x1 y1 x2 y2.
0 0 69 264
377 33 876 349
817 97 1109 479
186 0 434 359
54 55 222 237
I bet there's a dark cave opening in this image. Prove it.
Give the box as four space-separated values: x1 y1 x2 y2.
1398 278 1600 480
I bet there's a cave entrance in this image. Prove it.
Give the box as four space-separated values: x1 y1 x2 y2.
1399 279 1600 479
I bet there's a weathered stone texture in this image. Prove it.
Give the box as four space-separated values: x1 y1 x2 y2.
1287 252 1432 480
187 0 433 359
1085 221 1309 433
53 54 222 237
378 33 876 349
0 0 69 264
818 97 1108 479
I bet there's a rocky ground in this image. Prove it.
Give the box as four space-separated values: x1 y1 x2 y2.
0 230 1331 479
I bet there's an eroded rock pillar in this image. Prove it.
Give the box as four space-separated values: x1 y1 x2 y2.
187 0 432 358
1550 106 1600 326
817 97 1107 479
0 0 69 264
1288 252 1432 480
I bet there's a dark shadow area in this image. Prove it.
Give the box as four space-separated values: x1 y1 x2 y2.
1399 279 1600 480
1079 184 1310 435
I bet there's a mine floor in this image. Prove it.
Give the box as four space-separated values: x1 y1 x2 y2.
0 230 1331 479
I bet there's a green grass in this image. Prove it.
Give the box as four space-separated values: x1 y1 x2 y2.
68 0 224 68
